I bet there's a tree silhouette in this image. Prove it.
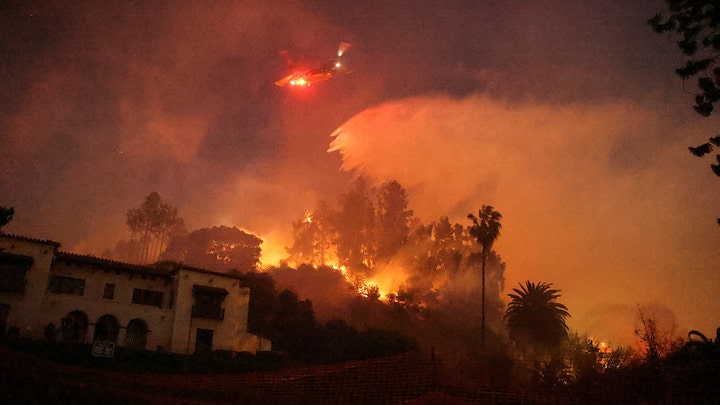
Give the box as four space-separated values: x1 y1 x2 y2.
467 205 502 348
233 270 281 337
272 289 319 361
335 178 375 271
126 192 185 263
161 225 262 272
505 281 570 354
375 180 414 260
649 1 720 120
0 206 14 229
429 217 464 274
649 1 720 222
664 327 720 401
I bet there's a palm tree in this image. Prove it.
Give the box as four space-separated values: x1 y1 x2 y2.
467 205 502 348
505 281 570 354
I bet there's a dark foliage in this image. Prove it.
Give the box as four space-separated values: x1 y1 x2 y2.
649 1 720 120
0 206 13 229
235 269 416 365
161 225 262 272
505 281 570 354
5 339 288 375
663 328 720 402
649 0 720 221
267 288 416 364
234 270 280 337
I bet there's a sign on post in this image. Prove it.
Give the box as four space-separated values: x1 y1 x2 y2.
92 340 116 358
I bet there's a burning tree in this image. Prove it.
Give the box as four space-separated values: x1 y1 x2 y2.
285 181 507 309
335 178 376 271
288 179 415 272
429 216 469 275
282 180 511 366
286 202 337 267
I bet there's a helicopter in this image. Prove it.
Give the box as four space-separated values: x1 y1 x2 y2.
274 42 351 88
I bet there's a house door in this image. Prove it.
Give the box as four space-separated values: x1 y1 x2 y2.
125 319 148 350
93 315 119 343
62 310 88 343
195 328 214 354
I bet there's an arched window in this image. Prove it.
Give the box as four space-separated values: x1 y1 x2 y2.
61 310 88 343
93 314 119 343
125 318 148 350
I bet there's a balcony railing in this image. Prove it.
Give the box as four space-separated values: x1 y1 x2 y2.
191 305 225 320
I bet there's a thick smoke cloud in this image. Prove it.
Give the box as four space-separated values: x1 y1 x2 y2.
330 94 720 345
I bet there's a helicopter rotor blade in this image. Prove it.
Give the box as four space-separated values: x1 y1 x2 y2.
274 74 294 87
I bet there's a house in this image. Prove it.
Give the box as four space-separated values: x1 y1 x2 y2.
0 233 271 354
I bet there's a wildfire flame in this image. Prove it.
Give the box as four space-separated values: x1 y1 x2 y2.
282 207 411 301
206 241 240 264
305 259 393 301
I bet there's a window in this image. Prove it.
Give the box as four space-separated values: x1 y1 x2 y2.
102 283 115 299
48 275 86 296
132 288 163 308
0 252 33 294
191 285 228 320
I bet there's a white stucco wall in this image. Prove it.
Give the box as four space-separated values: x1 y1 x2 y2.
0 234 270 354
0 235 57 338
172 268 263 354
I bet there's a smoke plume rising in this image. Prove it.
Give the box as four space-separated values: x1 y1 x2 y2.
329 94 720 344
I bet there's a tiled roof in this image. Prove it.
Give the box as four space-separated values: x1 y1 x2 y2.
0 232 61 248
3 232 243 281
173 264 245 280
54 251 174 279
54 253 243 280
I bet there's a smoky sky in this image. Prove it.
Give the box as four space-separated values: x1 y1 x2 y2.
2 0 719 344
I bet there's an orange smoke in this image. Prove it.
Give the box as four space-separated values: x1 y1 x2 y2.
328 93 720 339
